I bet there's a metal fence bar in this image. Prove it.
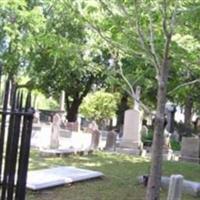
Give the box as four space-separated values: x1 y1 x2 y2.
7 93 23 200
0 79 34 200
1 86 17 200
15 92 34 200
0 80 10 181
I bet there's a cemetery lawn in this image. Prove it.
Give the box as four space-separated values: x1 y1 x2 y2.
27 151 200 200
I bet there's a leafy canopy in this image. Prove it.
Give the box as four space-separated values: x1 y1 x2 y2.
80 90 119 122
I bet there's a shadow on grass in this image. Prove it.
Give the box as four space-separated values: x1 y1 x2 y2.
28 150 150 200
27 150 200 200
29 150 151 183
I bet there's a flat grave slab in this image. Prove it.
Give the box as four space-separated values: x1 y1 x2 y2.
27 166 103 190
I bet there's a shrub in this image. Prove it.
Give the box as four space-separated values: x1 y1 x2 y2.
170 140 181 151
142 129 153 146
80 90 119 123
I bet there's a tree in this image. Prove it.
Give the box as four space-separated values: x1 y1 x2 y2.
166 1 200 135
28 0 111 122
80 90 119 124
79 1 180 199
0 0 45 103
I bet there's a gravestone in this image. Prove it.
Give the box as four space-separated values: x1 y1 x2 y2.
167 175 183 200
33 110 40 124
165 102 176 134
181 137 200 164
120 109 142 149
60 90 65 111
90 129 101 150
88 121 100 149
163 102 176 155
50 113 61 149
105 130 117 151
66 122 79 132
118 86 143 154
138 175 200 197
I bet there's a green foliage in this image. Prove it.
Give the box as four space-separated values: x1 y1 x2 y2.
80 90 119 122
0 0 45 76
142 128 154 146
33 92 59 110
170 140 181 151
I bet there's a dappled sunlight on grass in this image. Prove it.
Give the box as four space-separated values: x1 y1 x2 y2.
163 160 200 182
27 150 200 200
82 162 102 167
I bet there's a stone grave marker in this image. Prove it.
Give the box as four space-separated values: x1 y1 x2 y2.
50 113 61 149
105 130 117 151
89 121 100 150
90 129 101 150
167 175 183 200
119 109 143 152
138 175 200 197
118 86 143 154
181 137 200 164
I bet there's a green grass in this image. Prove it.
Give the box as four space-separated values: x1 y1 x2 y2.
27 150 200 200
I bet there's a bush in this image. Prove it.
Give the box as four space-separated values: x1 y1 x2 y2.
80 90 119 122
170 140 181 151
142 129 153 146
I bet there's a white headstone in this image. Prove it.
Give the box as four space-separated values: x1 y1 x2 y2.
138 175 200 197
120 109 142 149
60 90 65 111
134 86 141 110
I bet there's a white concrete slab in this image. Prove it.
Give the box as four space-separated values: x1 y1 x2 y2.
27 166 103 190
26 172 65 190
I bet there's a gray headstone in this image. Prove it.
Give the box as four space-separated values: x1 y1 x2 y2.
105 130 117 151
88 121 100 150
50 114 61 149
167 175 183 200
90 129 100 149
138 175 200 197
181 137 200 163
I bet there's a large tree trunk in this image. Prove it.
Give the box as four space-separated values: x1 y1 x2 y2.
116 93 129 132
146 58 170 200
66 99 81 122
184 95 193 136
65 75 95 122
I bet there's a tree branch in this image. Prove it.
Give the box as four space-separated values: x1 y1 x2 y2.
162 0 178 38
169 0 179 36
162 0 169 37
168 79 200 94
86 21 139 56
131 1 161 76
98 0 138 45
118 60 154 115
64 0 142 57
148 16 161 69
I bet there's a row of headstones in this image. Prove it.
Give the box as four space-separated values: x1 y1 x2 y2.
123 108 200 163
35 109 200 163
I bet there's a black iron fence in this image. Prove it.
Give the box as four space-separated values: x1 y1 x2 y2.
0 79 34 200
